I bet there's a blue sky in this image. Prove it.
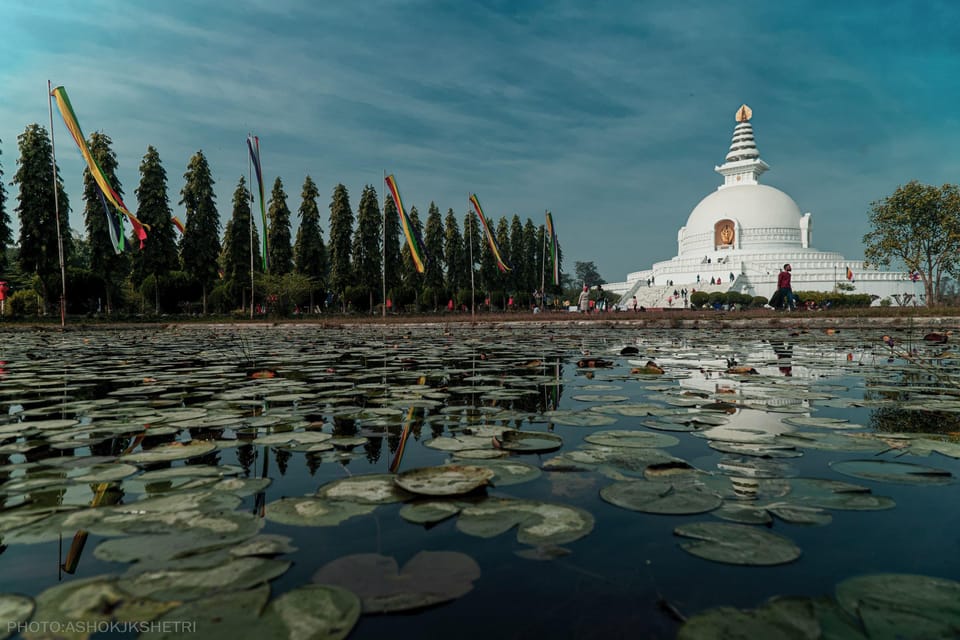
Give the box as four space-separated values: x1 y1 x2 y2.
2 0 959 283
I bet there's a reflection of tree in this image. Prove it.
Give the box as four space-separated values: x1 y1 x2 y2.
237 444 256 477
274 448 291 476
305 453 322 476
363 436 383 464
332 417 357 437
870 407 960 434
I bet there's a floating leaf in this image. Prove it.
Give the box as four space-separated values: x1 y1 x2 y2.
836 573 960 639
265 497 375 527
494 430 563 453
455 497 595 545
601 480 722 515
261 584 361 639
674 522 802 566
121 440 217 463
678 596 865 640
584 430 680 449
0 594 34 639
312 551 480 613
394 465 494 496
830 459 953 485
316 474 413 504
118 557 291 601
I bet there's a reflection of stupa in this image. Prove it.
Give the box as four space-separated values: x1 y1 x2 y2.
608 105 911 306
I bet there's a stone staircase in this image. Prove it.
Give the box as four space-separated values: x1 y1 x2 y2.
617 282 731 309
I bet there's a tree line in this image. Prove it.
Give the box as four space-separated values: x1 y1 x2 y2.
0 124 567 317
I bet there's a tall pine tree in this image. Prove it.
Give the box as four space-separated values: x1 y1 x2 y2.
180 150 220 314
383 193 401 304
352 185 381 311
423 202 445 308
463 211 481 306
14 124 72 311
221 176 261 308
82 132 128 315
401 206 424 299
267 177 293 276
0 138 10 275
133 146 179 313
327 183 353 310
523 219 540 295
509 214 524 295
293 176 327 306
443 208 464 295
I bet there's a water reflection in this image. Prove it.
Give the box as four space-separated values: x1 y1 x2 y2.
0 325 959 638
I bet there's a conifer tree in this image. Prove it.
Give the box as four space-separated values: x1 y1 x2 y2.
14 124 72 310
180 150 220 314
463 211 481 303
443 208 464 294
132 146 179 313
0 139 10 274
82 132 128 315
401 206 424 295
509 214 524 294
523 218 539 295
383 194 401 302
327 183 353 309
495 216 512 301
267 177 293 275
293 176 327 303
221 177 261 303
423 202 445 308
352 184 381 310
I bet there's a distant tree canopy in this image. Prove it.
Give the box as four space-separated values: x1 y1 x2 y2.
574 261 604 287
0 125 569 317
864 181 960 306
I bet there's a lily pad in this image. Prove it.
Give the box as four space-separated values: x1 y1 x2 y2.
455 497 595 545
265 497 375 526
312 551 480 613
461 460 542 487
674 522 802 566
601 480 722 515
678 595 866 640
584 430 680 449
394 465 494 496
0 594 34 639
830 459 954 485
494 430 563 453
121 440 217 463
542 411 617 427
399 501 464 525
316 474 413 504
836 573 960 639
261 584 361 639
118 557 292 601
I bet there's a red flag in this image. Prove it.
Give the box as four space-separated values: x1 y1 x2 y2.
846 267 854 281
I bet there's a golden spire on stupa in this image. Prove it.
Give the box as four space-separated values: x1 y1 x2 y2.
735 104 753 123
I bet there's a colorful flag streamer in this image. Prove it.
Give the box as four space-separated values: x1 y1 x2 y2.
385 174 427 273
50 86 148 249
469 193 511 272
389 376 426 473
246 135 269 271
98 188 122 255
846 266 854 282
171 216 185 235
545 211 559 286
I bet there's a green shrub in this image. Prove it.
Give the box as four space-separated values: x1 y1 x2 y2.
8 290 39 316
690 291 710 308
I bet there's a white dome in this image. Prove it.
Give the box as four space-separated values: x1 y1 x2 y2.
679 184 804 255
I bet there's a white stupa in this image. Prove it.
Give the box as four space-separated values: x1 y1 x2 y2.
607 105 913 307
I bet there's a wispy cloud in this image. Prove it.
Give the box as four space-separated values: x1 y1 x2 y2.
1 0 958 281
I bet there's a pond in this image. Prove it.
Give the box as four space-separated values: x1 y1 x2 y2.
1 323 959 639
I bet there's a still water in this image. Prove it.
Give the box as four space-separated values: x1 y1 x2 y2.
0 323 958 639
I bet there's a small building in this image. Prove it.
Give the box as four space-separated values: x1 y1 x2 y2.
607 105 914 307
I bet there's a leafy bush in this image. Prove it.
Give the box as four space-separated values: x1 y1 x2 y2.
8 290 38 317
690 291 710 308
794 291 872 308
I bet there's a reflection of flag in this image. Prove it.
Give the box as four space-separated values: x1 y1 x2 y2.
846 267 854 281
545 212 559 286
469 194 511 272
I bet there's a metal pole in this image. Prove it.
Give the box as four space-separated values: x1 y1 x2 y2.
382 170 386 318
47 81 66 327
468 206 475 319
249 135 254 320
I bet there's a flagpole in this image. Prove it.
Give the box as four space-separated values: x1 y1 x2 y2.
248 135 255 320
468 201 475 319
382 170 386 319
540 211 547 303
47 81 67 328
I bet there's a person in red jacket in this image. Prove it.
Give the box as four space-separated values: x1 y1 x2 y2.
776 264 795 311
